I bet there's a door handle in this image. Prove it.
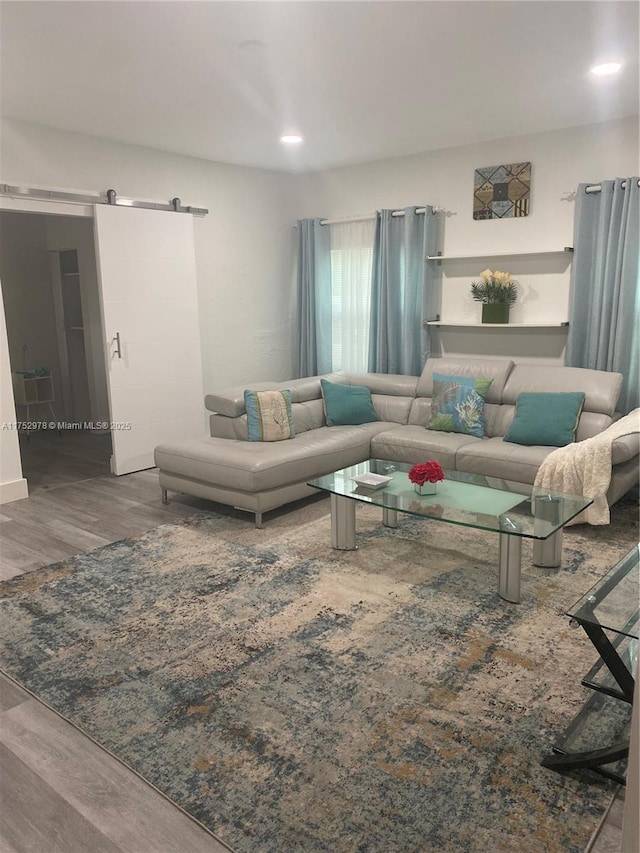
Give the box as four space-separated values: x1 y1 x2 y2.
112 332 122 359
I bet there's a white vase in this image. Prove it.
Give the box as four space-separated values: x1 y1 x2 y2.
414 482 437 496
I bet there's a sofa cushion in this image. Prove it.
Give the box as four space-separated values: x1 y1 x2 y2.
501 364 621 418
416 357 514 404
371 425 480 470
428 373 493 438
504 392 585 447
205 373 347 416
321 379 379 426
347 372 420 397
575 411 617 442
456 438 552 486
292 399 327 434
155 424 394 493
244 389 295 442
371 394 414 424
288 374 346 403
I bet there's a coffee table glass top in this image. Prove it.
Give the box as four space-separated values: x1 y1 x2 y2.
308 459 593 539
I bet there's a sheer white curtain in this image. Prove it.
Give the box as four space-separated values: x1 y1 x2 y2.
329 219 376 372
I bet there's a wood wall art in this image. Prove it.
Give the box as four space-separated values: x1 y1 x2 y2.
473 162 531 219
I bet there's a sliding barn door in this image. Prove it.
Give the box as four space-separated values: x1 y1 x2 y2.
94 205 204 475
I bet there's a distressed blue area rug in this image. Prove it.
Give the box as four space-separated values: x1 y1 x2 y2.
1 494 637 853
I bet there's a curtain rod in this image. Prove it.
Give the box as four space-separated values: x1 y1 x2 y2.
0 184 208 215
585 178 640 194
319 206 442 226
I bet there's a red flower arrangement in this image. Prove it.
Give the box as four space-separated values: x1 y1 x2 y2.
408 460 444 486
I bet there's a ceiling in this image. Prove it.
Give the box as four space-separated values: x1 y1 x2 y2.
1 1 638 173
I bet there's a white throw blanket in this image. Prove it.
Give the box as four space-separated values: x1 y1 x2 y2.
534 408 640 526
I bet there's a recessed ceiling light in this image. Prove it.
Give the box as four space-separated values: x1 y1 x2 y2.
590 62 622 76
280 134 303 145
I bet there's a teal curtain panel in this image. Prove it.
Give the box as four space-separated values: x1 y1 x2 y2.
566 178 640 413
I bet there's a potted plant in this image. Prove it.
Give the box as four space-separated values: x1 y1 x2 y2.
470 269 518 324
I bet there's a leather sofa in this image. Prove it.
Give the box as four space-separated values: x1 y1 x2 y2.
154 357 639 526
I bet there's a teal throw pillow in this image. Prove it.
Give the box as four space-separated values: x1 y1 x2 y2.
244 389 295 441
320 379 379 426
504 392 585 447
428 373 493 438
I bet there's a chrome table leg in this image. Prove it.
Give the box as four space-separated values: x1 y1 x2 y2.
331 494 356 550
498 533 522 603
533 495 564 568
382 507 398 528
533 530 563 567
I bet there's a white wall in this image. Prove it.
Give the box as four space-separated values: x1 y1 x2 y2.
1 119 299 391
294 117 639 363
294 117 638 252
4 116 636 379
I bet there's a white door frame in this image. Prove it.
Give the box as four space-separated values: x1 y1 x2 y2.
0 197 93 218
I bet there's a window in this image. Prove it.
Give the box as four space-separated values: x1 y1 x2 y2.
328 220 375 372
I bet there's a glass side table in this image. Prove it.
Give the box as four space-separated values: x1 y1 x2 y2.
541 545 639 784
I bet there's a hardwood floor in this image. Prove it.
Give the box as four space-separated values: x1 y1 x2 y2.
586 788 626 853
1 442 233 852
0 674 232 853
1 431 214 580
0 443 627 851
17 429 112 493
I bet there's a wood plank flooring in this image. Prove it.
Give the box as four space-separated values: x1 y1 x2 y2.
1 434 233 851
0 434 628 851
17 429 112 493
586 789 626 853
0 677 232 853
0 432 214 580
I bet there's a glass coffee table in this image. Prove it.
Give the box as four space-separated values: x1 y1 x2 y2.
541 545 638 783
308 459 593 604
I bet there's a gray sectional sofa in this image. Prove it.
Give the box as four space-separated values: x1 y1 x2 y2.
154 357 639 526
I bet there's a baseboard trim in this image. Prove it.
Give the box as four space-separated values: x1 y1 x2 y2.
0 477 29 504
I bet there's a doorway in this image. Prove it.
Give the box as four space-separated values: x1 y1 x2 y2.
1 197 205 495
0 210 112 493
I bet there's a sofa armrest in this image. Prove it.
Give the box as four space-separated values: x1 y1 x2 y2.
205 382 279 416
612 432 640 465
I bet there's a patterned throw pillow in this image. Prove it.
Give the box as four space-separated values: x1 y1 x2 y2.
428 373 493 438
244 390 295 442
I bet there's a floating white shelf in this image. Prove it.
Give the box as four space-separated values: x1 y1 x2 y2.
425 321 569 328
426 248 573 262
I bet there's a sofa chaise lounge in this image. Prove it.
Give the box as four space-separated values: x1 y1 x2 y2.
154 357 639 526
